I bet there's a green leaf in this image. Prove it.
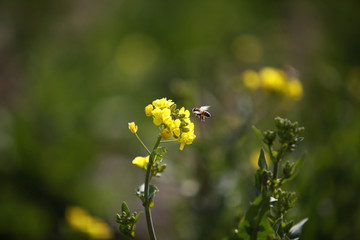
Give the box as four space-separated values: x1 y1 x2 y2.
155 146 167 156
151 146 167 163
252 126 270 153
237 194 275 240
148 184 159 206
258 149 268 170
134 212 142 222
289 218 308 240
252 125 263 139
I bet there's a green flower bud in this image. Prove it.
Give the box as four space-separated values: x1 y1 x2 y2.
283 161 294 178
263 130 276 146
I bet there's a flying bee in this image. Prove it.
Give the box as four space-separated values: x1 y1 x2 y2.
192 106 211 122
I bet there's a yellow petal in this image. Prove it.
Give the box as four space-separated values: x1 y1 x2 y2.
132 156 149 169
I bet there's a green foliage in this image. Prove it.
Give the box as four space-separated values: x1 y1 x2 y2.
237 193 275 240
234 117 307 240
135 184 159 208
151 147 168 177
116 202 142 239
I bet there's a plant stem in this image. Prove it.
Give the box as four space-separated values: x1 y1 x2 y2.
269 145 279 192
135 133 151 155
273 160 279 180
144 135 162 240
160 139 178 143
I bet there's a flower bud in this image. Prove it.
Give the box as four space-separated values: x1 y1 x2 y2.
128 122 138 134
283 161 294 178
160 128 171 139
263 130 276 146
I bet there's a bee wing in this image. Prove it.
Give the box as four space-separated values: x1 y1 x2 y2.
199 106 210 111
193 110 201 114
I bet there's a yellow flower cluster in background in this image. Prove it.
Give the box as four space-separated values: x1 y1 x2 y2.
145 97 196 150
242 67 303 100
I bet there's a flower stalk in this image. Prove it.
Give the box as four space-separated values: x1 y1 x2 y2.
144 135 162 240
118 98 196 239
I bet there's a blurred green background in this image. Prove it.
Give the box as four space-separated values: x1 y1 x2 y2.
1 0 360 239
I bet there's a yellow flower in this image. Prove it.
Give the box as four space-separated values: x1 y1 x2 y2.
284 78 303 100
242 70 261 90
145 104 153 117
145 97 196 150
179 131 196 150
152 108 162 126
259 67 286 92
132 156 149 169
128 122 138 134
152 98 173 109
172 119 181 137
178 107 190 118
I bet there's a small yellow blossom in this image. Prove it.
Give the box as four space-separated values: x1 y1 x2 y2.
179 132 196 151
128 122 138 134
242 70 261 90
132 156 150 169
260 67 286 92
152 108 162 126
284 78 303 100
145 104 153 117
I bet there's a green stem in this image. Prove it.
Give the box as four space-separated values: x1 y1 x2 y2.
273 159 279 180
160 139 178 143
135 133 151 155
269 145 279 192
144 135 162 240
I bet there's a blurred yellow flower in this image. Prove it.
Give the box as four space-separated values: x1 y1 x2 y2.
242 70 261 90
284 78 303 100
260 67 286 92
66 206 113 239
128 122 138 134
132 156 150 169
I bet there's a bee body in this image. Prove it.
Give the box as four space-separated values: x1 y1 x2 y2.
192 106 211 122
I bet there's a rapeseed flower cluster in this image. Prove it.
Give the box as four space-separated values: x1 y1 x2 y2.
145 98 196 151
242 67 303 100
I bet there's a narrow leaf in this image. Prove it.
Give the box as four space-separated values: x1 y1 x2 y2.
289 218 308 240
148 184 159 205
258 148 268 170
252 126 270 153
